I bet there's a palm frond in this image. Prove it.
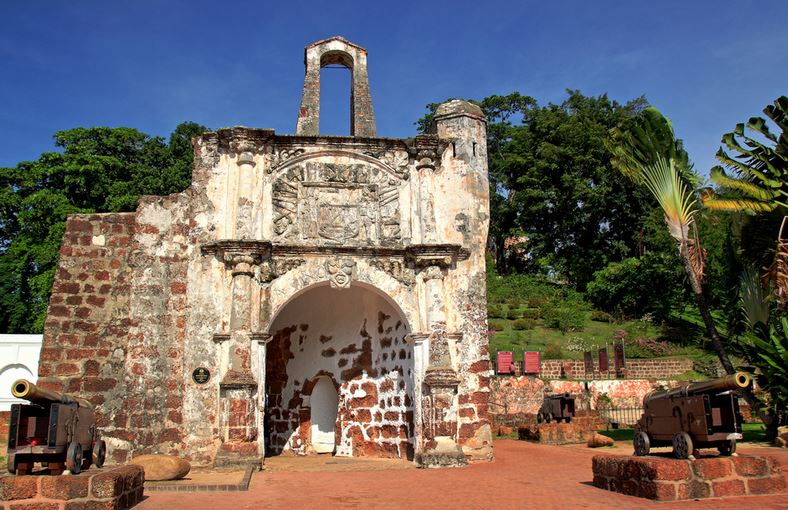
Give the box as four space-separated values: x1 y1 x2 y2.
709 166 780 198
740 265 769 328
641 156 696 244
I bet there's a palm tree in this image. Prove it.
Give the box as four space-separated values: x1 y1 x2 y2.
703 96 788 307
607 107 735 374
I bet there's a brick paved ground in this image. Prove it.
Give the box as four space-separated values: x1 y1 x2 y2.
138 440 788 510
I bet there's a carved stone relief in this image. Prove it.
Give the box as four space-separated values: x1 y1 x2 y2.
368 258 415 286
272 161 402 246
258 258 306 284
266 147 306 174
364 149 410 180
325 258 356 288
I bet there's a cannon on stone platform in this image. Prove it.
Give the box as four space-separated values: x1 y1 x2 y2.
6 379 106 475
633 372 751 459
537 393 575 424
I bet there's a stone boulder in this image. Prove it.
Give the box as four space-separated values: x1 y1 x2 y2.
776 426 788 448
131 454 191 481
587 432 614 448
498 425 514 436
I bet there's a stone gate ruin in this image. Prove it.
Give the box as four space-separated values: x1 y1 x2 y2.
37 37 492 468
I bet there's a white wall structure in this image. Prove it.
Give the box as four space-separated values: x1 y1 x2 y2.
0 334 43 410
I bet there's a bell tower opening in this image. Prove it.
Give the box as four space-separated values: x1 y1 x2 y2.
296 36 377 137
318 58 352 135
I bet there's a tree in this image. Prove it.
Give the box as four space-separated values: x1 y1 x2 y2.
607 107 736 374
420 91 660 288
0 122 207 333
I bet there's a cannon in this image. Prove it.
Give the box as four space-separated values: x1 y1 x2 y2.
6 379 106 475
633 372 751 459
537 393 575 424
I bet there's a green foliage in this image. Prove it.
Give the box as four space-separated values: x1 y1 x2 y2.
489 322 505 332
542 306 585 333
487 304 503 318
505 308 520 320
586 252 685 321
590 310 612 322
741 317 788 423
543 342 565 359
512 318 535 331
521 308 542 320
0 122 207 333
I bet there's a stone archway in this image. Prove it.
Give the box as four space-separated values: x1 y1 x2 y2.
264 282 415 460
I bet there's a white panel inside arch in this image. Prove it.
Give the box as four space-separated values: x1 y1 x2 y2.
311 376 338 453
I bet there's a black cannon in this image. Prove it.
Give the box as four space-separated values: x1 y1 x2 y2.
537 393 576 424
633 372 751 459
6 379 106 475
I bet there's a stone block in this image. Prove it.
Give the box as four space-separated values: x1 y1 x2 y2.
732 456 770 477
91 471 125 499
711 479 746 497
692 457 731 479
39 474 90 500
747 475 786 494
592 454 784 501
7 503 61 510
0 476 39 501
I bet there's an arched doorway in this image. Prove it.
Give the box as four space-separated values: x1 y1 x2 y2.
264 282 414 459
310 376 338 453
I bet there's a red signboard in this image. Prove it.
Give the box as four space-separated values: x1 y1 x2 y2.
523 351 540 374
598 348 609 372
496 351 514 374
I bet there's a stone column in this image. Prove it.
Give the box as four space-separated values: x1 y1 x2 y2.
415 257 467 467
231 141 257 240
217 252 261 468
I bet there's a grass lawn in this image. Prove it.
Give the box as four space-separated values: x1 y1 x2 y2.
597 423 769 444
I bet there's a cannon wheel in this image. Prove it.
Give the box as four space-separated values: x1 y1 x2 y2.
718 439 736 457
633 431 650 456
545 412 553 424
66 441 83 474
672 432 693 460
536 411 544 424
564 416 572 423
93 440 107 468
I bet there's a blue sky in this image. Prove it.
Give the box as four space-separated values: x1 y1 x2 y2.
1 1 786 178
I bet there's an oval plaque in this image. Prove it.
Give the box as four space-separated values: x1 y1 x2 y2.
192 367 210 384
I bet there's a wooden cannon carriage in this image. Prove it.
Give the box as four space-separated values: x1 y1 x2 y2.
6 379 106 474
633 372 751 459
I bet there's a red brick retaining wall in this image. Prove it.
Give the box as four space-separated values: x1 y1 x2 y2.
538 357 694 380
0 465 144 509
592 454 786 501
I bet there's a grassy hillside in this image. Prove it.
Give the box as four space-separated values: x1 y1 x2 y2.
485 272 718 367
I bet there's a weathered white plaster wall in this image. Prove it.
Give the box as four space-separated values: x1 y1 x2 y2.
0 335 43 411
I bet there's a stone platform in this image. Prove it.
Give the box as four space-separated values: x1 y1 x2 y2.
517 412 604 444
0 465 144 509
592 454 786 501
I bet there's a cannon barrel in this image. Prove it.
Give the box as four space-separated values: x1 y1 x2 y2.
11 379 93 409
644 372 751 405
